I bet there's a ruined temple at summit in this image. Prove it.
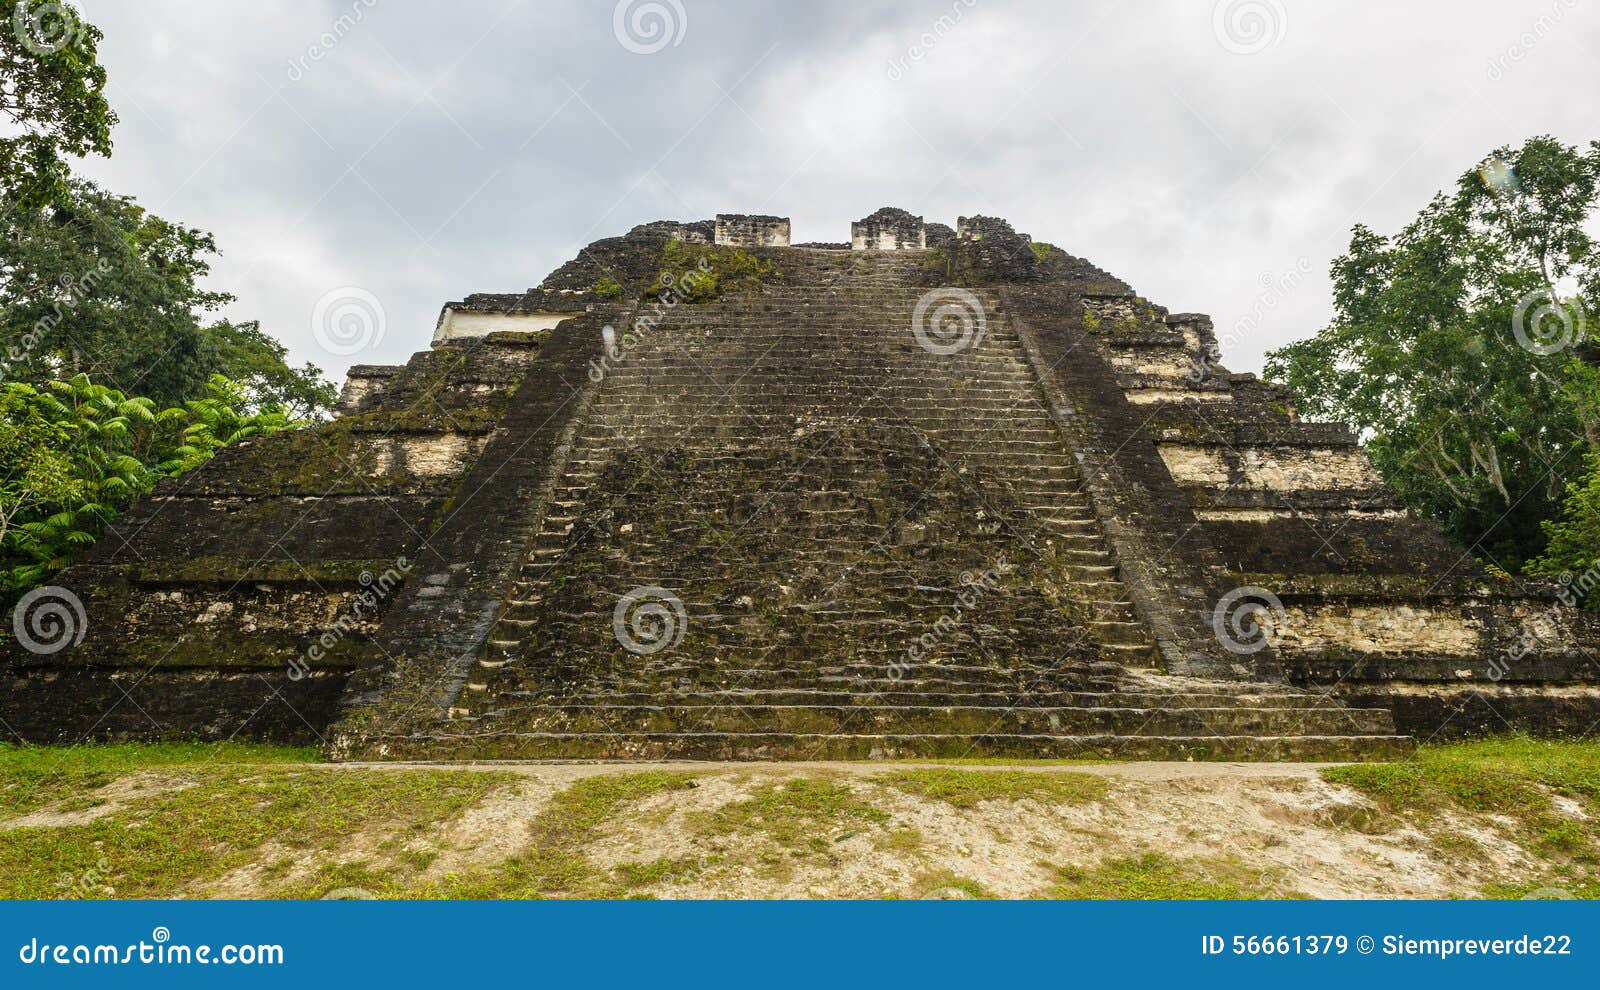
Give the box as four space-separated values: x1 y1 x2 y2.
7 208 1600 761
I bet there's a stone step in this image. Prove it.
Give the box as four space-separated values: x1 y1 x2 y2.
462 703 1398 738
394 730 1418 763
520 687 1355 710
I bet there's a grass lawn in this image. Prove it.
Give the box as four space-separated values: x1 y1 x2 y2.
2 737 1597 899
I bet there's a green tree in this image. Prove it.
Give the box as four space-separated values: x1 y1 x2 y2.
0 1 115 211
1 179 335 413
1265 136 1600 569
0 373 299 598
1528 453 1600 598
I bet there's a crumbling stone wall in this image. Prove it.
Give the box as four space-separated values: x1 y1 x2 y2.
714 214 791 248
852 207 926 250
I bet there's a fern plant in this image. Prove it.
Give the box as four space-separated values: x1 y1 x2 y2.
1 373 301 600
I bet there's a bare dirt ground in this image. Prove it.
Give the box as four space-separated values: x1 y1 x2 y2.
189 760 1566 900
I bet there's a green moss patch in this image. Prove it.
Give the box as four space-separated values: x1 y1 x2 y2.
0 742 317 819
878 769 1107 809
696 777 889 851
1047 853 1285 900
0 763 507 899
426 771 698 899
643 241 781 303
1321 738 1600 887
1322 738 1599 824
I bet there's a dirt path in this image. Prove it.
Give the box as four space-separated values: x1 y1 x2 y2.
7 758 1583 900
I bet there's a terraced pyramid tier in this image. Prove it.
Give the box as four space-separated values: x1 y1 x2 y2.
329 251 1411 761
21 210 1596 759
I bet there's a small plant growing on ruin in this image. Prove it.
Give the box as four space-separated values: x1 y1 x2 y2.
643 240 780 303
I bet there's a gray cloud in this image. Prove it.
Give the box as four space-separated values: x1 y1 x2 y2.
71 0 1600 381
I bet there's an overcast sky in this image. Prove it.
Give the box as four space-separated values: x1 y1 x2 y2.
70 0 1599 382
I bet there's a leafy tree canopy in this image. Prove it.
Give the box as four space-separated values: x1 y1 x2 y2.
1265 136 1600 570
0 1 115 211
1 178 335 414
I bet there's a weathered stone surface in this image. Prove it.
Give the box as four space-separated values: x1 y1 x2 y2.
852 207 926 250
715 214 791 248
6 210 1595 759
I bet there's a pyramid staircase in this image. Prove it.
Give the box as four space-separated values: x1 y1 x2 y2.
394 250 1411 761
